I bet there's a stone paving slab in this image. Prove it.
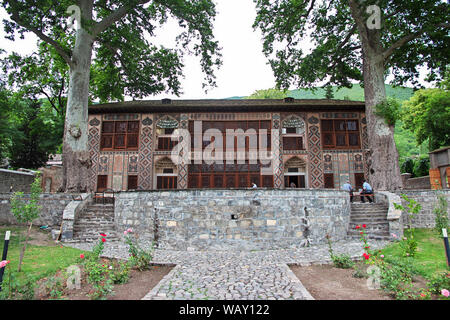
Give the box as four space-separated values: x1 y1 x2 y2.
64 239 388 300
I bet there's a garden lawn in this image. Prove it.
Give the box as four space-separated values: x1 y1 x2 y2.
0 226 83 284
381 228 449 278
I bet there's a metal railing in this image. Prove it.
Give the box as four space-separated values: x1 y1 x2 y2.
94 188 115 209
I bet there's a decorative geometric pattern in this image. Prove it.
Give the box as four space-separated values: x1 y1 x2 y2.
307 115 324 188
323 154 333 172
138 124 153 190
128 155 138 173
142 117 153 126
272 113 283 188
88 126 100 191
98 156 108 173
177 114 189 189
89 117 100 126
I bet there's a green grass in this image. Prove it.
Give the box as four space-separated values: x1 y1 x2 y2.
0 226 84 283
381 228 449 278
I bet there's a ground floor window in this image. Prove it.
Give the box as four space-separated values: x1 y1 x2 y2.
157 176 177 189
284 175 306 188
97 175 108 192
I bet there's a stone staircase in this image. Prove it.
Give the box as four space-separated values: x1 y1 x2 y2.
347 202 391 240
72 202 118 242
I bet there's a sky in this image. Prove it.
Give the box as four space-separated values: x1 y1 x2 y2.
0 0 281 100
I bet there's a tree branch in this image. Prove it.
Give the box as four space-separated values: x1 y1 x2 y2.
92 1 150 38
9 12 74 68
348 0 370 48
382 22 450 61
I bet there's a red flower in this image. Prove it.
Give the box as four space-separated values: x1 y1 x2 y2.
363 253 370 260
101 238 106 243
362 224 367 228
80 254 85 259
100 233 107 237
355 225 361 229
365 246 370 249
360 231 364 235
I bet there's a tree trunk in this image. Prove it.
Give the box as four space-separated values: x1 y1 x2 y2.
62 4 94 193
362 51 403 191
17 222 32 272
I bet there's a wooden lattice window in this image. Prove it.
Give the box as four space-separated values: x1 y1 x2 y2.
100 121 139 150
127 175 138 190
321 120 360 149
324 173 334 189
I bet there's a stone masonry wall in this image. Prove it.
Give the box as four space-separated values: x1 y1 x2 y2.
394 190 450 229
114 189 351 251
0 193 78 228
0 169 36 193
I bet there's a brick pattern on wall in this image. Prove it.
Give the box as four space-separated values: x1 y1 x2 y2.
138 115 153 190
307 114 324 188
88 116 101 191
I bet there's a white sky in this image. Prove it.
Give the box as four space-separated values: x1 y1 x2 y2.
0 0 431 101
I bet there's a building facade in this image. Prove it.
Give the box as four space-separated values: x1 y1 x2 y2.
88 98 369 192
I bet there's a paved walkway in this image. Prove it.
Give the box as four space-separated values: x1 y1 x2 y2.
65 239 389 300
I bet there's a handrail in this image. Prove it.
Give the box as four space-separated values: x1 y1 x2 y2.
94 188 115 210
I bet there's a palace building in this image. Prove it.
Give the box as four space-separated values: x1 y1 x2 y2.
88 98 369 192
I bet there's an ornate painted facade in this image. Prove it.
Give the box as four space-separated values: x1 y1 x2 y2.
88 98 368 191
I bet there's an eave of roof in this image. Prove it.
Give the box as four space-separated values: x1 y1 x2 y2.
88 99 366 114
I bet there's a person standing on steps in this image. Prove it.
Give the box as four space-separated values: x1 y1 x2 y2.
342 181 354 203
360 179 374 203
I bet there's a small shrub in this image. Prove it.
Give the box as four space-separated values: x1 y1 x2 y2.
80 235 114 300
44 275 65 299
352 262 368 279
433 194 449 237
326 234 355 269
0 269 36 300
427 271 450 295
109 260 131 284
124 229 154 271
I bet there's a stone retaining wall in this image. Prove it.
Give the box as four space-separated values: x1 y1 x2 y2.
0 169 36 193
114 189 351 251
0 193 78 228
394 190 450 229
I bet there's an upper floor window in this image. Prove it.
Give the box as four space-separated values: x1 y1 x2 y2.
321 119 360 149
100 121 139 150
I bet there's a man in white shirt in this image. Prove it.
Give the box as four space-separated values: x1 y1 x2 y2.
342 181 354 203
360 180 374 203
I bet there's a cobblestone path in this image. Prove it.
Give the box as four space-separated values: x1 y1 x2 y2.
65 239 388 300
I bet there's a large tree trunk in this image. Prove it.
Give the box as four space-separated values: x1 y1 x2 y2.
362 51 403 191
62 3 94 192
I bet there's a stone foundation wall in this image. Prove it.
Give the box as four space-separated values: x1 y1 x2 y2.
0 193 78 228
0 169 36 193
114 189 351 251
394 190 450 229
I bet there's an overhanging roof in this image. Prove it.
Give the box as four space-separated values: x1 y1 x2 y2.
88 98 366 114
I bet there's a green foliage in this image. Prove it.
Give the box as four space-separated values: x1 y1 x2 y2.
402 85 450 151
124 232 154 271
43 275 65 299
433 194 449 237
1 0 222 99
109 260 131 285
253 0 449 90
374 98 402 126
427 271 450 295
326 235 355 269
393 196 421 258
10 175 42 224
81 237 114 300
0 266 36 300
245 88 288 99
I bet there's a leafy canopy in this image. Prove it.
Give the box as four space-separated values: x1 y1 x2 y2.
1 0 222 100
253 0 450 90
